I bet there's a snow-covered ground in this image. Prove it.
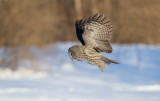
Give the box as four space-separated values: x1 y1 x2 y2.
0 42 160 101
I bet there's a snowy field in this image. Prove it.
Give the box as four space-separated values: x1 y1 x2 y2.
0 42 160 101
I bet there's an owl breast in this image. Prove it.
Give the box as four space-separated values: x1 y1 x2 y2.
82 46 102 65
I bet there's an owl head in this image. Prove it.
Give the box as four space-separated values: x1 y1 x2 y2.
68 45 84 61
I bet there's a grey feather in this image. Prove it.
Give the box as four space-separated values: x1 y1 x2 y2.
75 13 113 53
68 13 118 72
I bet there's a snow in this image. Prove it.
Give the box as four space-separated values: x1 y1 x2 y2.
0 42 160 101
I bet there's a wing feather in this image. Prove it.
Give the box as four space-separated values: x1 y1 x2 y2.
75 19 86 45
75 13 113 53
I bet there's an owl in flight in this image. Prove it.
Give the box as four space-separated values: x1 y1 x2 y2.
68 13 118 72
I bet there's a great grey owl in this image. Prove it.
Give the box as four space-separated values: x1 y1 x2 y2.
68 13 118 72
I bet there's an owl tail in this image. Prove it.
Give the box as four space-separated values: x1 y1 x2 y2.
101 56 119 64
98 56 119 72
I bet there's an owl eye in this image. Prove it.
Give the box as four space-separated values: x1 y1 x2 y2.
70 52 74 56
71 53 74 56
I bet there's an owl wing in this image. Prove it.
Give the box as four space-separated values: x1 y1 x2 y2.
75 19 86 45
75 13 113 53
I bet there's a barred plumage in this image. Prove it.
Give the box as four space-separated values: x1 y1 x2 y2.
68 13 118 72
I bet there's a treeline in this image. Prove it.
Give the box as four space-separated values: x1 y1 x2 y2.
0 0 160 46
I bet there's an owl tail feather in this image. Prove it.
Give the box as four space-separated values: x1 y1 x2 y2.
101 56 119 64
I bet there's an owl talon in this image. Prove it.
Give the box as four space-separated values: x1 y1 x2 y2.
99 66 105 72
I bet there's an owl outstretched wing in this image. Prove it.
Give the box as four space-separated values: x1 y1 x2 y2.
75 13 113 53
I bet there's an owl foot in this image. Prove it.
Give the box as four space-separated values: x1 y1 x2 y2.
99 66 105 72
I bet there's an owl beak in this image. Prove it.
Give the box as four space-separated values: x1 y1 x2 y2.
71 58 75 61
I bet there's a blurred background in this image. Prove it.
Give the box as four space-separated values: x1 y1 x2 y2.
0 0 160 101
